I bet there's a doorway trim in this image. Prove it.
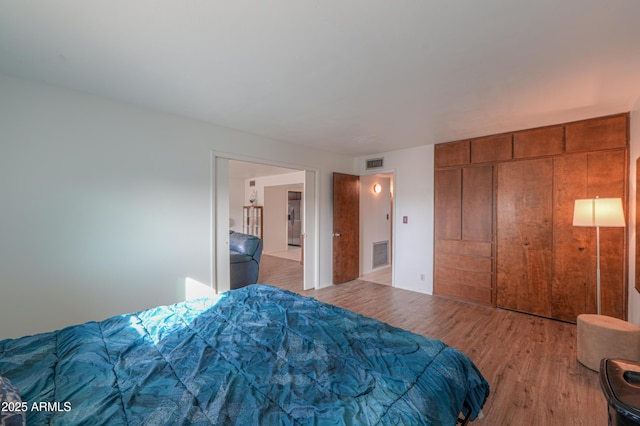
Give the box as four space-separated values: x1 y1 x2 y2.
211 150 320 292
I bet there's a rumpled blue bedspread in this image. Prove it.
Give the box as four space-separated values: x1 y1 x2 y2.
0 284 489 425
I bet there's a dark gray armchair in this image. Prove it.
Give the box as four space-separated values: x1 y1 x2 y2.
229 231 263 290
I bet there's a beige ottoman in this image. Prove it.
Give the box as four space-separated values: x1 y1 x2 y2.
577 314 640 371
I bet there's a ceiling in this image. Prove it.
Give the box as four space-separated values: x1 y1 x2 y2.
1 1 640 157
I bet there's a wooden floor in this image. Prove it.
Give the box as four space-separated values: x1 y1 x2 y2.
259 255 607 426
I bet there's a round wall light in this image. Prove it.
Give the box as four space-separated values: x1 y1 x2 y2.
373 183 382 194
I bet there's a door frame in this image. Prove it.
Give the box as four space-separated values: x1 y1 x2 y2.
212 151 319 292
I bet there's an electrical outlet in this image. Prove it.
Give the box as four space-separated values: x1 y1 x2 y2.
420 273 425 281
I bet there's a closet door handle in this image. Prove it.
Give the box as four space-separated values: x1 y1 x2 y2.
523 241 530 246
578 245 585 251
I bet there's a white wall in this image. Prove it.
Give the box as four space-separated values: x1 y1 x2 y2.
360 175 391 275
229 177 244 232
244 172 304 252
629 101 640 325
263 186 287 252
355 146 435 294
0 73 352 339
244 171 305 206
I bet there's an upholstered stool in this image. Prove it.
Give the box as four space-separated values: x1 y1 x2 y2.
577 314 640 371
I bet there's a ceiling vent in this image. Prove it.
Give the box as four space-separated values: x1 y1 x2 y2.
365 158 384 170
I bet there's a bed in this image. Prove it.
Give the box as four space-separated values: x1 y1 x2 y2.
0 284 489 425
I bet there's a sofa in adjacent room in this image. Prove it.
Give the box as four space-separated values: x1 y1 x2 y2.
229 231 263 290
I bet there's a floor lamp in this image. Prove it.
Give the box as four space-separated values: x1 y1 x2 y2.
572 197 626 315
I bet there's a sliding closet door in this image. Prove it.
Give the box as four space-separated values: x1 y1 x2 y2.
496 158 554 317
551 154 590 322
553 150 627 321
498 151 627 321
584 150 627 318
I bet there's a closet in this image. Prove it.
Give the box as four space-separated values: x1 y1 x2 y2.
434 113 629 322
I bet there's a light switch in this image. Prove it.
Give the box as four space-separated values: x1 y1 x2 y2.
403 216 408 224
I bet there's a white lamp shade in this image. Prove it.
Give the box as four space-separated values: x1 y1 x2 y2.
572 198 626 227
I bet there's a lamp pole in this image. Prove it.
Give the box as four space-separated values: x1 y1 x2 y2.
594 196 601 315
596 223 601 315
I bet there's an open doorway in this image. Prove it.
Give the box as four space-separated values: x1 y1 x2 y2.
227 159 309 291
359 173 394 286
330 171 394 286
262 189 304 262
263 184 303 263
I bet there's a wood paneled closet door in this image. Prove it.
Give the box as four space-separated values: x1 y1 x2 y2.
496 159 554 317
497 150 627 322
551 150 627 321
551 154 590 322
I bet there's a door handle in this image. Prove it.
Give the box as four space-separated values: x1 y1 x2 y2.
332 233 341 237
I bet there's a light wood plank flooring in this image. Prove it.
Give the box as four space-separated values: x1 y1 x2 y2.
258 254 606 426
360 265 392 285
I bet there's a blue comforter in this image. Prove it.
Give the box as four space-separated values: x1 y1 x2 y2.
0 284 489 425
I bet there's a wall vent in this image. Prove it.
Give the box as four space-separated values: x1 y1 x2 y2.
372 241 389 268
249 180 256 187
366 158 384 170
